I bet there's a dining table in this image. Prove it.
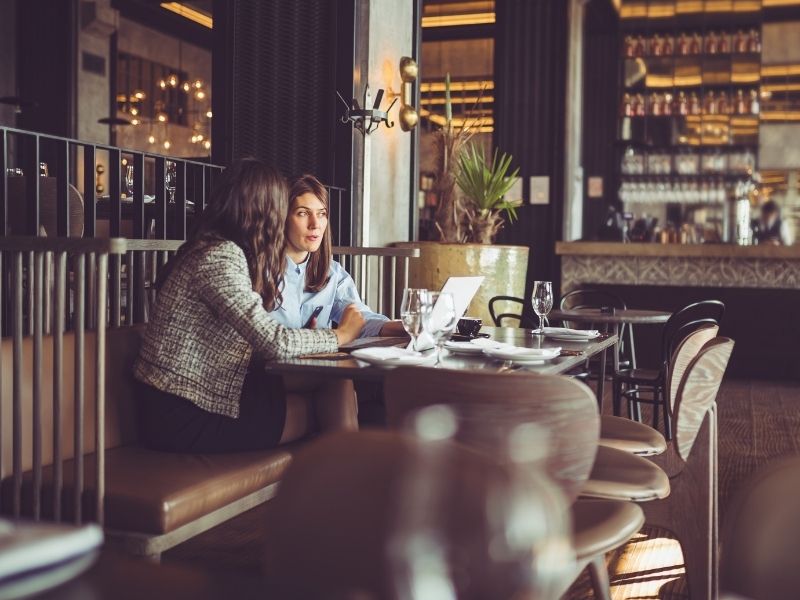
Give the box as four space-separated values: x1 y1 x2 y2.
264 326 619 407
549 307 672 371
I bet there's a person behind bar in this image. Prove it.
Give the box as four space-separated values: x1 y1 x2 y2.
753 200 793 246
269 173 406 337
134 159 365 453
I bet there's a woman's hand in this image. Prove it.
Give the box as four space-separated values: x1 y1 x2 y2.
334 304 366 346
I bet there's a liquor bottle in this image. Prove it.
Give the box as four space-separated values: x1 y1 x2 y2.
749 89 760 115
718 91 730 115
677 32 690 56
704 90 718 115
676 91 689 116
735 29 748 53
690 32 702 55
663 35 674 56
621 93 633 117
748 28 761 53
719 31 730 54
705 31 718 54
635 93 646 117
662 92 673 116
736 89 747 115
651 93 663 116
624 36 635 57
635 35 646 57
651 33 663 56
689 92 701 115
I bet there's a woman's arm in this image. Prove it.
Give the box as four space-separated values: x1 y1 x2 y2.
195 243 360 357
329 264 392 337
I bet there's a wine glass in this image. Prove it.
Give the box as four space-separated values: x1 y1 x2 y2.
124 164 135 198
531 281 553 335
422 291 458 367
401 288 427 352
165 161 177 203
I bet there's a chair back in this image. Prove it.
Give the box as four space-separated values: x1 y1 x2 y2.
384 368 599 502
559 288 626 330
667 320 719 410
672 337 734 462
487 295 525 327
721 456 800 600
40 184 84 238
661 300 725 363
263 430 569 600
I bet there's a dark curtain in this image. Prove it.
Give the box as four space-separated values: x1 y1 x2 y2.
581 0 620 240
212 0 354 187
493 0 569 314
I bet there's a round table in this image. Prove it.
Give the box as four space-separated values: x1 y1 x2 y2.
549 307 672 370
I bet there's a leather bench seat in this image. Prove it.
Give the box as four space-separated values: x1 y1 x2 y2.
1 443 297 534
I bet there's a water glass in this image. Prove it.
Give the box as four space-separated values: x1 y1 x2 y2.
165 161 177 203
531 281 553 335
124 164 135 198
401 288 427 351
422 291 458 366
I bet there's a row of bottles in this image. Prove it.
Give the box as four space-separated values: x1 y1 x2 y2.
621 89 760 117
621 147 756 176
623 29 761 58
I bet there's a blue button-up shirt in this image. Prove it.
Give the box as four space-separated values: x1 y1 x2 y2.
270 257 389 338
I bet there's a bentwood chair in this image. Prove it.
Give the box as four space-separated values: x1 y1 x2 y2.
721 456 800 600
262 430 571 600
613 300 725 438
487 295 525 327
587 337 734 600
384 368 645 600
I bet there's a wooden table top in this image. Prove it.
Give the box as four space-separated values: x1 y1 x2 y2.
264 326 618 382
550 307 671 325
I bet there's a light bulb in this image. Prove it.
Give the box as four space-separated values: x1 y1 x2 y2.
163 140 171 150
148 135 156 144
157 113 167 123
195 90 205 100
131 118 140 125
183 82 191 92
134 90 146 100
203 140 211 150
159 79 167 89
130 107 139 116
194 80 203 89
191 135 198 143
168 74 178 87
196 134 203 142
206 110 213 118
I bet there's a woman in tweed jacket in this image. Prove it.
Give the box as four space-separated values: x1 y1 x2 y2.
134 159 365 452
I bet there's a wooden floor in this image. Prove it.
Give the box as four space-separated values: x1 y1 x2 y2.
161 379 800 599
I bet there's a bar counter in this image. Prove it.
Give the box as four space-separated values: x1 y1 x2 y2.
555 242 800 380
556 242 800 292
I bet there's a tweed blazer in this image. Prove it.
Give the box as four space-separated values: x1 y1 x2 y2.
134 240 338 418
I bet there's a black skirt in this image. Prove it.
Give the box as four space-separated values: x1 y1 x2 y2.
137 365 287 453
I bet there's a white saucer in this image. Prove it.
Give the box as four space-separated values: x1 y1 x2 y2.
483 346 561 364
443 341 485 355
350 347 435 367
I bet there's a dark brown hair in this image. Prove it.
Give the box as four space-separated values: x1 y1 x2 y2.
170 158 288 311
288 174 331 292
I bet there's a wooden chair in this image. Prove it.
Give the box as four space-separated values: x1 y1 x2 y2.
588 338 734 600
263 430 572 600
599 323 718 457
613 300 725 438
720 456 800 600
487 295 525 327
383 368 645 600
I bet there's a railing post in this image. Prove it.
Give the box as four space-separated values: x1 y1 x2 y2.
53 251 66 522
73 253 85 525
95 252 108 526
12 251 23 518
32 251 44 520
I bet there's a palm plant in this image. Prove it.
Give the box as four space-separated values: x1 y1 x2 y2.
455 143 522 244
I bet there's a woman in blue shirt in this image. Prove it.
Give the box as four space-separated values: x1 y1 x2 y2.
272 174 406 337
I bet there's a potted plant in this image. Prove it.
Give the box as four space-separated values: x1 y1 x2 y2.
398 74 530 324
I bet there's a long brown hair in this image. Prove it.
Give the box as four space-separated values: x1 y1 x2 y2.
170 158 288 311
288 174 331 292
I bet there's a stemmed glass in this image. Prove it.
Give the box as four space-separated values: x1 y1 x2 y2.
422 291 458 367
531 281 553 335
124 164 135 198
401 288 428 352
165 161 177 203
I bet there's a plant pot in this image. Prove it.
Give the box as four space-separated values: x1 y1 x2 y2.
394 241 529 325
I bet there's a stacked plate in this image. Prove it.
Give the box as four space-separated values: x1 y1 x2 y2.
444 338 561 365
350 347 435 367
543 327 600 342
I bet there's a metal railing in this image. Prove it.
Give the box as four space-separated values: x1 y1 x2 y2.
0 125 353 246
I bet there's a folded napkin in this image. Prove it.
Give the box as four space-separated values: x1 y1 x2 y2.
352 347 423 362
543 327 599 337
469 338 509 349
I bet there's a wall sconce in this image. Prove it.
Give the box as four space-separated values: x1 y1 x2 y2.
398 57 418 132
337 85 397 135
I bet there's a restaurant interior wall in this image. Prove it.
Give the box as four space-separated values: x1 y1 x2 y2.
366 0 414 246
0 0 17 128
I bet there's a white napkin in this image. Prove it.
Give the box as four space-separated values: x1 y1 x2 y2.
469 337 509 349
352 347 423 362
543 326 599 338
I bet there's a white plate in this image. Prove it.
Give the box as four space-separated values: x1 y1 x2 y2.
443 341 485 355
546 333 600 342
350 347 434 367
483 347 561 364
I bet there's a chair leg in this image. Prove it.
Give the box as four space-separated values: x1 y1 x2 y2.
587 554 612 600
663 387 673 441
651 388 660 431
